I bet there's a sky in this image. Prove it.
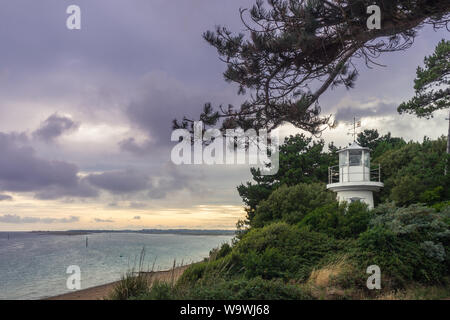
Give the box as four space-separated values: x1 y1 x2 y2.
0 0 448 231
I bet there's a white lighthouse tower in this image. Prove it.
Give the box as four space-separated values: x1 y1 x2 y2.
326 142 383 209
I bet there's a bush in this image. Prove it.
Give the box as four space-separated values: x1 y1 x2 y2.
234 222 340 281
299 201 372 239
209 243 232 261
140 276 312 300
138 281 174 300
185 277 312 300
353 203 450 287
252 183 336 228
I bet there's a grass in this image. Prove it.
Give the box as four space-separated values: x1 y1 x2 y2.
109 247 187 300
109 247 149 300
376 284 450 300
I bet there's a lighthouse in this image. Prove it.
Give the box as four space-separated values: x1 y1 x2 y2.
326 141 383 209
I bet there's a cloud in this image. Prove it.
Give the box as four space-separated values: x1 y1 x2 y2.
121 72 208 152
0 214 79 224
0 132 98 199
133 216 141 220
93 218 114 223
118 138 153 156
0 194 12 201
129 202 146 209
334 100 398 122
86 169 149 194
33 113 79 142
146 162 207 200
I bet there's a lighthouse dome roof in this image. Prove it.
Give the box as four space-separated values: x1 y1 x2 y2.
337 141 370 153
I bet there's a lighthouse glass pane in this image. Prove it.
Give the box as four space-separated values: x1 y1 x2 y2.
349 150 362 166
339 152 347 166
364 151 370 167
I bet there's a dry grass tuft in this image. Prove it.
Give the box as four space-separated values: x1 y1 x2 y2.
308 258 347 288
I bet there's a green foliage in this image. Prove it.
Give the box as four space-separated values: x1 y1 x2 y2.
299 201 372 239
178 253 241 286
398 39 450 118
110 247 149 300
139 281 174 300
209 242 232 260
183 277 312 300
251 183 336 228
237 134 336 222
354 203 450 286
375 137 449 205
234 222 339 281
110 271 149 300
139 276 312 300
357 129 406 159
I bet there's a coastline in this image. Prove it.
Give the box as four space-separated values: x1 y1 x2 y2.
45 265 190 300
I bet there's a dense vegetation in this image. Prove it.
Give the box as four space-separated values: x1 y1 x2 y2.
113 130 449 300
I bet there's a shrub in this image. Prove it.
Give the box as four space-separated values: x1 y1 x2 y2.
299 201 372 239
209 243 232 261
185 277 312 300
235 222 340 281
139 281 174 300
140 276 312 300
252 183 336 228
354 203 450 287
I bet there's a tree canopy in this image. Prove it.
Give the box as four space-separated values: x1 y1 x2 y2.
398 39 450 118
174 0 450 135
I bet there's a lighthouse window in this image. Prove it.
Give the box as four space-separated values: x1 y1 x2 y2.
349 150 362 166
339 152 348 166
364 151 370 167
349 197 363 203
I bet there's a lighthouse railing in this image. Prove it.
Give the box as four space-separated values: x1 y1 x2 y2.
328 164 382 184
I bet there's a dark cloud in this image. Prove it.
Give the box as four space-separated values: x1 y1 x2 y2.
334 101 398 122
34 178 98 200
0 194 12 201
87 169 149 194
0 214 79 224
133 216 141 220
0 132 98 199
123 75 204 151
33 113 79 142
93 218 114 223
118 138 153 156
146 162 207 200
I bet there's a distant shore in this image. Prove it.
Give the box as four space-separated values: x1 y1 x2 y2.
45 265 190 300
30 229 236 236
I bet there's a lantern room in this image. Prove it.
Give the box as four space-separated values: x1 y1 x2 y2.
327 141 383 209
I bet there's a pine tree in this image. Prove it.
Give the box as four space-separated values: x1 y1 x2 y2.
175 0 450 136
398 39 450 173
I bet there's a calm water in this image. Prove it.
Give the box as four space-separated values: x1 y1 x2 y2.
0 232 232 300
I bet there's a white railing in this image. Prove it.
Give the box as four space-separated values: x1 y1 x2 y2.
328 164 381 184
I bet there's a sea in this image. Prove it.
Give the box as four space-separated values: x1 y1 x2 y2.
0 231 233 300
